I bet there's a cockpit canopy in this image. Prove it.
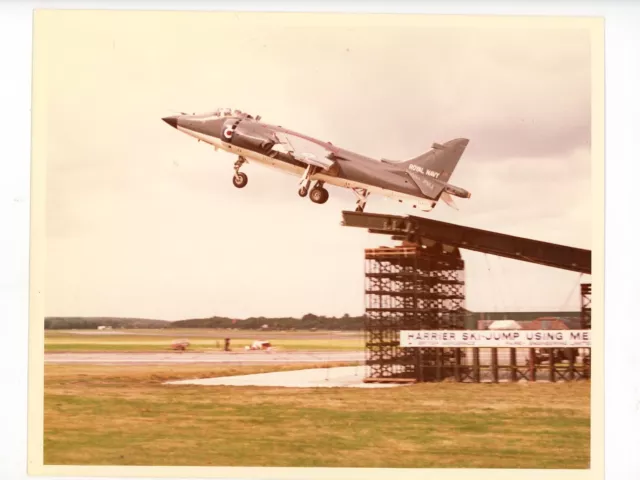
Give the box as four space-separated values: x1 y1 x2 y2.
191 107 257 120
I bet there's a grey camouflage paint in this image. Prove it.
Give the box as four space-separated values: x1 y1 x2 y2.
161 111 470 201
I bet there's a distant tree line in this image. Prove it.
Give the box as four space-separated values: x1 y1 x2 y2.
44 311 582 331
43 314 366 331
172 313 365 331
44 317 171 330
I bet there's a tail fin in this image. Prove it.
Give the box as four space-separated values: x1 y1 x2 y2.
401 138 469 183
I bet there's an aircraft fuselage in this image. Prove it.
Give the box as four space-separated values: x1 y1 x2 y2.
162 109 470 211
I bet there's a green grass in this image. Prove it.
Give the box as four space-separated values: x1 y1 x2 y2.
43 364 591 468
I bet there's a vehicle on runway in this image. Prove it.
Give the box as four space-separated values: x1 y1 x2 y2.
161 107 472 212
245 340 273 352
171 339 190 351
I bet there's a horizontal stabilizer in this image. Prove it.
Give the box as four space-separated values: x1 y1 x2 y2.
440 192 459 210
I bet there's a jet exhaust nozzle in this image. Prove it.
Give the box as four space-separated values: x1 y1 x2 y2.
444 184 471 199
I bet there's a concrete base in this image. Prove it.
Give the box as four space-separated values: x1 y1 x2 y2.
164 366 407 389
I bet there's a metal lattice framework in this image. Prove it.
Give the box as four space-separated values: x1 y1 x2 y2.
364 244 466 382
363 246 592 383
580 282 592 379
347 211 594 384
581 283 592 329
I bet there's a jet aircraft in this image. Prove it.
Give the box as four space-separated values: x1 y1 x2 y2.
161 107 471 212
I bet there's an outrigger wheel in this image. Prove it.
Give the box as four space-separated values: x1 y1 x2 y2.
233 172 248 188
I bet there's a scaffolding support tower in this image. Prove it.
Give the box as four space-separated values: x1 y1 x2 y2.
364 243 466 382
581 283 592 329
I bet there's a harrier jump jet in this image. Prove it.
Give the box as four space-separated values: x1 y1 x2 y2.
161 108 471 212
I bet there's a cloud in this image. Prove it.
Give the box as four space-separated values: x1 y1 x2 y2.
250 25 591 162
41 12 593 318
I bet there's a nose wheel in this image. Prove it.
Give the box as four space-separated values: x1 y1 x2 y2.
233 172 248 188
232 156 248 189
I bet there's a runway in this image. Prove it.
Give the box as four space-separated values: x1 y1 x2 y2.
60 329 363 340
45 348 589 384
44 350 366 365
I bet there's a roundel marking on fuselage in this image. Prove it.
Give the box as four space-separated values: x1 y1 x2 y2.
223 126 234 140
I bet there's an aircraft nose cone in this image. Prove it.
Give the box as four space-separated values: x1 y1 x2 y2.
162 115 178 128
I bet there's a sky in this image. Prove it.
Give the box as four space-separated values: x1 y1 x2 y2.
39 11 594 320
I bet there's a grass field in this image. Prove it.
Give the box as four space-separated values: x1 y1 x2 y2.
44 329 363 352
44 363 591 469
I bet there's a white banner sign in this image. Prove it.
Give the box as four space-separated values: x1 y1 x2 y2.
400 330 591 348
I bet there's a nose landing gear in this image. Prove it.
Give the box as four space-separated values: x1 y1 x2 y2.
232 157 248 188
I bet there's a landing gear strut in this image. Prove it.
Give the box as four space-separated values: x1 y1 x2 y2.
232 156 248 188
297 165 317 197
352 187 370 212
309 181 329 205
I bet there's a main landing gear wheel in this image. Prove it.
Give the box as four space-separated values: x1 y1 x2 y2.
233 172 248 188
298 185 309 197
310 187 329 204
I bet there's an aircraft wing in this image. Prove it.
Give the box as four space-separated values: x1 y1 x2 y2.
290 151 335 170
271 130 336 171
